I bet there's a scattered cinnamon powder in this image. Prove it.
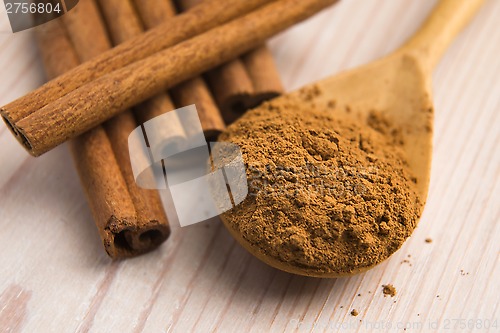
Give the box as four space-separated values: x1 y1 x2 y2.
351 309 359 316
219 90 421 275
401 260 412 267
425 238 433 243
382 284 397 297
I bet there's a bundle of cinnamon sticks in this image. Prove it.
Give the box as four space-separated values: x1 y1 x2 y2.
2 0 337 156
34 0 305 258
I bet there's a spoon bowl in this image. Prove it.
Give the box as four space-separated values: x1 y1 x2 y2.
221 0 484 277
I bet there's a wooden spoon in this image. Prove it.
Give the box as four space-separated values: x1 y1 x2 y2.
221 0 485 277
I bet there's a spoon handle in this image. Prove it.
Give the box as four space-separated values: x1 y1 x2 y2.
400 0 485 72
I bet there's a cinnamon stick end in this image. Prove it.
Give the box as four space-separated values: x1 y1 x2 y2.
103 216 170 259
245 91 282 111
1 112 36 156
221 91 282 125
203 129 223 142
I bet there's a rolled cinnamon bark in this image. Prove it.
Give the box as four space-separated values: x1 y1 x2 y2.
204 60 254 124
62 0 170 257
133 0 177 24
36 21 126 257
241 46 284 109
169 79 225 140
36 21 140 258
177 0 284 125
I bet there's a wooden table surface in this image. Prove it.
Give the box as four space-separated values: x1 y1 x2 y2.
0 0 498 332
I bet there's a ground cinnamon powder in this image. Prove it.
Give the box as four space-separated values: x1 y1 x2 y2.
382 284 397 297
219 90 421 276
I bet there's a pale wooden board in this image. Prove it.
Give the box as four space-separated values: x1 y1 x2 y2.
0 0 499 332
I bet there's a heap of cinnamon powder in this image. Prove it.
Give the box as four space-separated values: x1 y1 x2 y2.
219 92 421 275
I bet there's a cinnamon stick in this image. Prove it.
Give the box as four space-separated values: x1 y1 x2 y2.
206 44 285 123
48 0 170 258
36 20 138 258
176 0 284 124
204 60 255 124
116 0 225 140
4 0 337 156
169 79 225 140
133 0 177 24
241 45 284 109
211 44 284 124
65 0 171 257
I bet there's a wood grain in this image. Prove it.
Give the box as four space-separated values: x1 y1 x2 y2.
0 0 498 331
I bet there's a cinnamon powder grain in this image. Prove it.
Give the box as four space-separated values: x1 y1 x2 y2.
382 284 397 297
219 92 421 276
